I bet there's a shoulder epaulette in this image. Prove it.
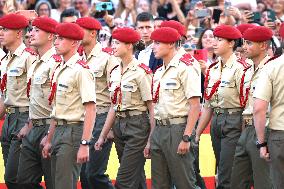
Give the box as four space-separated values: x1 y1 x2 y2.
110 65 119 75
24 47 37 55
76 60 89 69
52 54 62 62
264 55 281 65
179 53 194 66
102 47 114 55
138 63 152 74
237 56 250 69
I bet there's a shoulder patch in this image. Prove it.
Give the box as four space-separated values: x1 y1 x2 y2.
102 47 114 55
52 54 62 62
76 60 89 69
138 63 152 74
24 47 37 55
110 65 119 75
264 55 281 65
237 57 250 69
179 53 194 66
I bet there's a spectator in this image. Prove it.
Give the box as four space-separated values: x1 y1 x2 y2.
137 0 150 14
51 0 72 21
272 0 284 21
155 0 186 23
35 0 52 17
25 0 56 11
196 29 216 67
74 0 90 17
114 0 137 26
60 7 80 22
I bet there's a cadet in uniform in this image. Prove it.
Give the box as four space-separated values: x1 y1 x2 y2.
41 23 96 189
253 23 284 189
0 13 37 189
150 27 201 189
230 26 273 189
195 25 247 189
76 17 117 189
16 16 60 189
95 27 154 189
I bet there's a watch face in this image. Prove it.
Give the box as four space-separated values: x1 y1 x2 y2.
182 135 190 142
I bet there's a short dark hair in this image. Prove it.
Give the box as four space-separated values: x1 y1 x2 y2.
136 12 154 25
154 16 166 21
60 8 80 22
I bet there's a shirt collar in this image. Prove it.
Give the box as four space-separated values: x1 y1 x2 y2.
220 53 236 69
40 47 56 63
258 55 270 69
65 53 81 68
12 43 26 57
121 58 139 72
87 42 102 60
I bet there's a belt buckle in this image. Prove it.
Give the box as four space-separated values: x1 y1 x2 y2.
33 119 39 125
6 107 11 114
215 108 220 114
116 111 122 118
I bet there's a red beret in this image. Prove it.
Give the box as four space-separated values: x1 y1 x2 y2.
55 23 84 40
213 25 242 40
0 13 28 29
76 17 102 30
112 27 141 43
32 16 58 34
151 27 181 43
243 26 272 42
279 23 284 38
160 20 186 37
236 24 256 35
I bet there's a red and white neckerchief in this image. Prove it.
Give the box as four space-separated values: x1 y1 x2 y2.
111 65 123 111
48 63 61 105
204 61 221 100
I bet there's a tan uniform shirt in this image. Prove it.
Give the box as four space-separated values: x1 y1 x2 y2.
242 55 270 117
51 53 96 122
253 54 284 131
112 58 152 112
153 51 201 120
0 43 37 107
205 53 244 109
28 48 61 119
85 43 120 108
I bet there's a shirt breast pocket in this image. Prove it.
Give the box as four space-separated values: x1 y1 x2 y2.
121 82 138 104
7 67 25 90
162 79 181 93
56 83 74 105
94 69 104 78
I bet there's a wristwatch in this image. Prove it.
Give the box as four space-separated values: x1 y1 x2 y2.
256 140 267 149
182 135 192 143
80 140 90 146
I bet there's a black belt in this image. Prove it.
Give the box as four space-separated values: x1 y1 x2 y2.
31 118 51 126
